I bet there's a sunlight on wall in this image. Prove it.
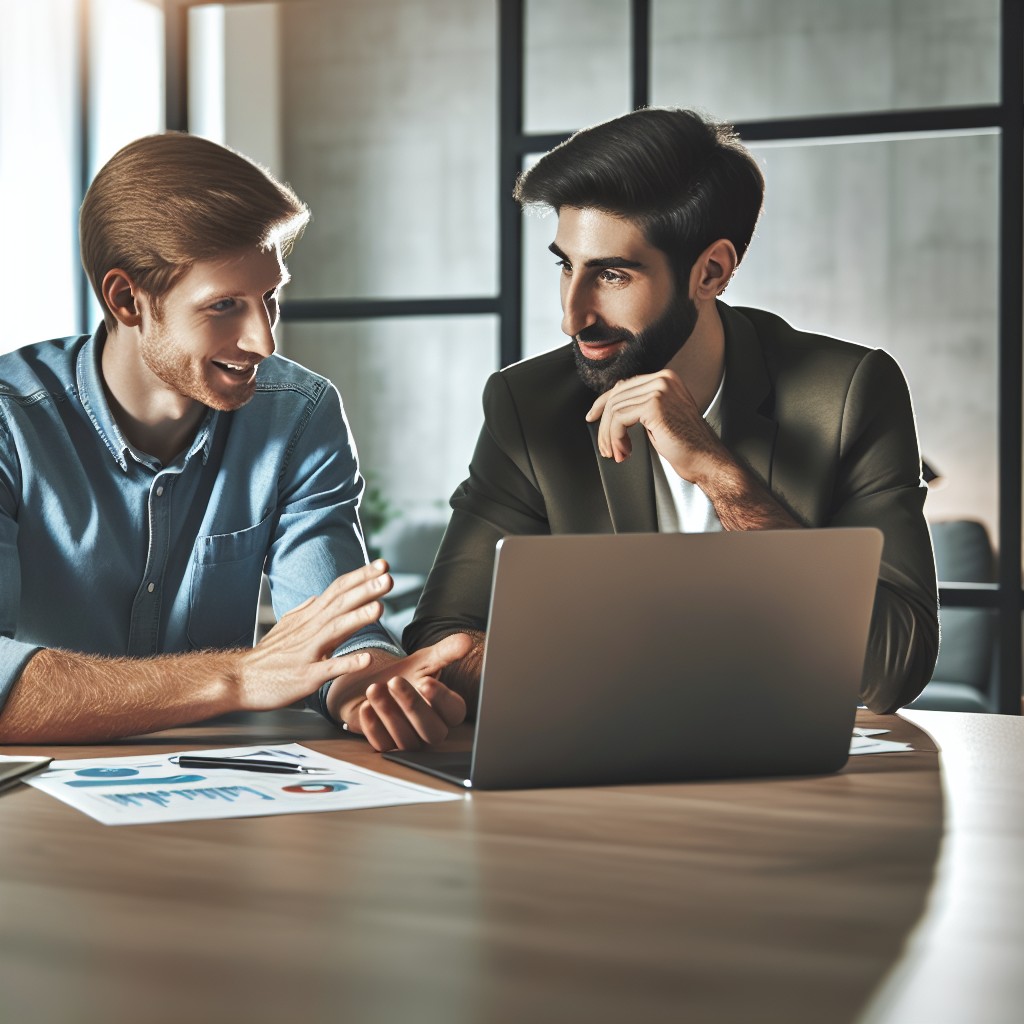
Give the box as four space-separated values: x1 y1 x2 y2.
0 0 79 352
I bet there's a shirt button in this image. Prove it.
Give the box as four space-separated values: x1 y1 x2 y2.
156 486 164 497
147 583 155 593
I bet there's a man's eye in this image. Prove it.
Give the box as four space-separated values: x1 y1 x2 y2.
599 269 626 283
555 260 572 274
210 298 236 312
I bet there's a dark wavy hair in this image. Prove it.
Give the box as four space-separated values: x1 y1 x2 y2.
514 107 764 282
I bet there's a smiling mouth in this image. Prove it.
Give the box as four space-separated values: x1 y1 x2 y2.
212 360 257 379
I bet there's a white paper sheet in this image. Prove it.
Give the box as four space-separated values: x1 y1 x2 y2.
26 743 461 825
849 728 914 755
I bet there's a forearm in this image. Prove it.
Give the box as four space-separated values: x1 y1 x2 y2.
698 451 804 532
0 646 243 744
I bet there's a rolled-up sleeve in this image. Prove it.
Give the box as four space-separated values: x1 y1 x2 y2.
264 381 401 718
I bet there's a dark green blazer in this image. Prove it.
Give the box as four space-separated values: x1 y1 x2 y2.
405 302 939 714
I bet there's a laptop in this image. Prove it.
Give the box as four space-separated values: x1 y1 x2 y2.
384 528 883 790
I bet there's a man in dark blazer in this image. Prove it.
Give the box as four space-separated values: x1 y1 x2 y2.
404 107 938 717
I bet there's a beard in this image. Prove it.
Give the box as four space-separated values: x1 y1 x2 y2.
139 320 258 413
572 289 699 394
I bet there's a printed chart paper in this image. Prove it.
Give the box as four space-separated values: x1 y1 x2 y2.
27 743 461 825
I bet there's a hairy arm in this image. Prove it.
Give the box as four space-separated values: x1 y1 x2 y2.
0 562 388 743
691 442 803 532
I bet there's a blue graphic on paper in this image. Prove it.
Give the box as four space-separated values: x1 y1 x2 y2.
75 767 139 778
102 786 275 809
66 774 206 787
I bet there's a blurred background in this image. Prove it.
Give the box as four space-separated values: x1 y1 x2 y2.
0 0 1018 711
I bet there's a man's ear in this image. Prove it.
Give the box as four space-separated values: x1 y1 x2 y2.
100 268 143 329
689 239 739 301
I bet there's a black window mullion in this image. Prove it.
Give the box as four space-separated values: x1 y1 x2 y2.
75 0 92 335
498 0 525 368
630 0 650 111
280 297 502 322
164 0 190 132
996 0 1024 714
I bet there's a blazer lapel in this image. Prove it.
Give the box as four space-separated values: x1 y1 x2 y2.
718 302 778 490
588 421 658 533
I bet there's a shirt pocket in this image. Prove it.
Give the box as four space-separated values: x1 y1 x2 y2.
187 516 273 650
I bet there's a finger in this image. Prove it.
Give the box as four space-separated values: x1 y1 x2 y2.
300 598 384 661
357 699 396 752
599 404 640 461
296 648 374 696
385 676 452 745
409 632 475 678
319 564 393 612
293 574 390 650
318 560 392 608
278 563 390 631
364 679 426 750
413 677 467 728
585 391 609 422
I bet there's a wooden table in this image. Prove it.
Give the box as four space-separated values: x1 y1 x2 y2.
0 709 1018 1024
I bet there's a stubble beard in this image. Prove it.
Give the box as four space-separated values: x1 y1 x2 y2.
572 288 700 394
139 319 256 413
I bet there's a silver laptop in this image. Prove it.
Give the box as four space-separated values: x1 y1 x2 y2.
385 528 883 790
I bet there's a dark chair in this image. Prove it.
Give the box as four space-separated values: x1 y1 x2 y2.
907 519 997 712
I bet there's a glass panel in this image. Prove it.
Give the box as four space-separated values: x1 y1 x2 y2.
521 155 568 360
280 317 497 566
88 0 164 330
651 0 999 121
729 132 999 553
0 0 79 350
188 1 498 302
90 0 164 171
524 0 631 134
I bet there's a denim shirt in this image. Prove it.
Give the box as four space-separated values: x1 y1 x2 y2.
0 328 401 716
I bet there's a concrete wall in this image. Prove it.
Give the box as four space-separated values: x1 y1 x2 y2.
277 0 497 549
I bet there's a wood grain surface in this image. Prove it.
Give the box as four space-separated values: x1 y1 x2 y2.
0 710 945 1024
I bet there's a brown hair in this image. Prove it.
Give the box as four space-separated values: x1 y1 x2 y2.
80 132 310 329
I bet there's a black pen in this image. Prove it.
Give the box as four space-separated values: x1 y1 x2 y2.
176 756 332 775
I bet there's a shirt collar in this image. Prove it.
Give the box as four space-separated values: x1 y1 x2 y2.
76 324 216 472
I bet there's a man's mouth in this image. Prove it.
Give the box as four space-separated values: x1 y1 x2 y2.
576 338 626 361
211 359 258 379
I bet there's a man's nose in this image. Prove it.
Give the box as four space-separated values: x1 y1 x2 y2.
238 307 276 359
560 279 598 338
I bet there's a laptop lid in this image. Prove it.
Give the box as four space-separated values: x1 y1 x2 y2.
387 528 883 790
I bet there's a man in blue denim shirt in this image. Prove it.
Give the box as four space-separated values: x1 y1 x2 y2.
0 133 470 747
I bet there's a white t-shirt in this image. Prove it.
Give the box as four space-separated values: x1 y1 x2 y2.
651 370 726 534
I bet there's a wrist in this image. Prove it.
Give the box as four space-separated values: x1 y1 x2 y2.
324 647 399 724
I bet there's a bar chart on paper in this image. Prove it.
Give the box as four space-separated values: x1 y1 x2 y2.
26 743 461 825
